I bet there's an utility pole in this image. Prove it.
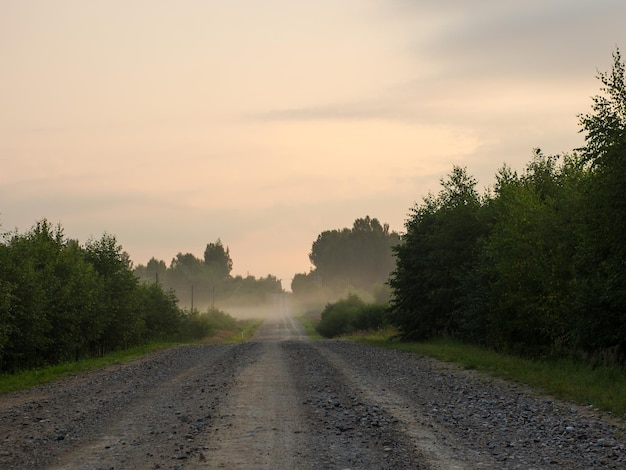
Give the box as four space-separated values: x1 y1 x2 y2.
191 284 194 311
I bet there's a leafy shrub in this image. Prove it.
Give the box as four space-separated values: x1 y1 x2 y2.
203 307 239 331
178 307 239 341
353 303 389 332
316 294 389 338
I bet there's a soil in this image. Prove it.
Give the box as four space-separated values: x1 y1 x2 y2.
0 309 624 469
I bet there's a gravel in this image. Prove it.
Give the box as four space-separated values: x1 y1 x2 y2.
0 319 624 469
317 340 626 469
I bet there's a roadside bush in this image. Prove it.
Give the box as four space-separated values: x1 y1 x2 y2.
316 294 364 338
203 307 239 331
316 294 389 338
178 307 239 341
353 303 389 332
139 283 182 342
179 310 213 341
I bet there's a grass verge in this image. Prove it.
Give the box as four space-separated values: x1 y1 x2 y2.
0 319 263 395
220 319 263 343
346 330 626 418
0 342 177 395
297 314 323 340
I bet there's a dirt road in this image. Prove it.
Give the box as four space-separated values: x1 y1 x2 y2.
1 308 624 469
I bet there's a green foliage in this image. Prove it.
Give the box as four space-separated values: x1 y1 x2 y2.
303 216 400 296
138 283 182 341
85 233 144 354
388 48 626 364
352 303 389 332
0 220 245 374
315 294 388 338
178 307 240 341
389 166 485 340
0 342 178 395
316 294 363 338
0 277 11 360
297 314 323 340
574 48 626 357
579 48 626 171
474 152 584 354
202 306 240 331
0 221 103 370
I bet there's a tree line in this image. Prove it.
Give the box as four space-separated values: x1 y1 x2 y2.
389 49 626 363
133 240 283 313
0 223 246 373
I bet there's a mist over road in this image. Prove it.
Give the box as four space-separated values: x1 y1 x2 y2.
1 308 624 469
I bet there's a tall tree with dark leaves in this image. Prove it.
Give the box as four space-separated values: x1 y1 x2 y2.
85 233 142 354
389 167 485 340
575 48 626 356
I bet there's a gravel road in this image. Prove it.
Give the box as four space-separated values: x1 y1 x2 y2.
0 309 624 469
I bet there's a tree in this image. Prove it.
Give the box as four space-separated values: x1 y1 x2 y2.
46 239 101 363
573 48 626 357
138 283 182 341
145 257 167 284
85 233 142 354
308 216 399 294
309 228 349 289
389 167 485 340
203 239 233 279
0 277 11 366
472 153 583 354
0 220 102 369
579 48 626 171
167 252 204 305
291 272 321 297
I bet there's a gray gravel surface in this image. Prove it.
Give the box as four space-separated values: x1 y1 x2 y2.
0 312 624 469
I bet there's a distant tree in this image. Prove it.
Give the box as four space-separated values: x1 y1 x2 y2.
203 239 233 279
309 229 349 288
169 252 202 282
170 252 203 272
291 272 321 297
134 240 284 310
146 257 167 284
308 216 399 293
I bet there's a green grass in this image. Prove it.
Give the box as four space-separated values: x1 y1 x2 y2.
0 342 178 395
345 330 626 419
0 318 263 395
297 314 323 339
223 319 263 342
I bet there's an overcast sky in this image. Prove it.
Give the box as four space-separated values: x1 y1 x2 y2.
1 1 625 288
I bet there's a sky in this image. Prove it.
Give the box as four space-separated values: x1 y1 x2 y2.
1 0 625 289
